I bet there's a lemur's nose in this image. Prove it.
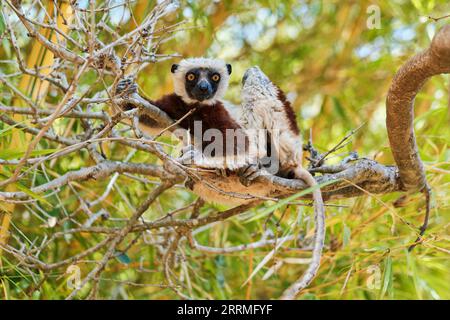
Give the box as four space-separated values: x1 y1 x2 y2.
198 81 209 92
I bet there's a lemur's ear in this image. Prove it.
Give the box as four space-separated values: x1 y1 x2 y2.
171 64 179 73
226 64 232 75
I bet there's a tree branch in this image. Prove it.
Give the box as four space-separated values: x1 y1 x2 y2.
386 25 450 191
1 0 446 300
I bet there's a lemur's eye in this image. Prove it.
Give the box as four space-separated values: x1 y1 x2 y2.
187 73 196 81
211 74 220 82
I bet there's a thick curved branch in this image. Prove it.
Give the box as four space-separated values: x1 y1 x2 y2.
386 25 450 191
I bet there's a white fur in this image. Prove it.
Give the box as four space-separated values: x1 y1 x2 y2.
222 100 242 123
240 67 303 171
172 57 230 105
178 147 252 171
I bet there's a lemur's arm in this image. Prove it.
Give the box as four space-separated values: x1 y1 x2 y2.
115 78 190 136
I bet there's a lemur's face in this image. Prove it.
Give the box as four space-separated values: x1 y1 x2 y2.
184 68 222 102
171 60 232 105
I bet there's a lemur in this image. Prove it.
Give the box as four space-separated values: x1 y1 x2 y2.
115 58 248 170
239 66 325 298
117 61 325 295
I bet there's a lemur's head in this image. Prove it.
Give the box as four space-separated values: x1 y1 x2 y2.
241 66 278 102
171 58 232 105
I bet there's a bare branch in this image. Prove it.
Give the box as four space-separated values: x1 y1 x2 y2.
0 161 169 201
1 0 446 300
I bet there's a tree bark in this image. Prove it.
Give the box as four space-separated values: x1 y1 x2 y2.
386 25 450 191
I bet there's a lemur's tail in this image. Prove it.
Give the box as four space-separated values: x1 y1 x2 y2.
280 167 325 300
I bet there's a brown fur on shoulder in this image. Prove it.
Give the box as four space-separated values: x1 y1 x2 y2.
276 87 300 135
143 94 247 157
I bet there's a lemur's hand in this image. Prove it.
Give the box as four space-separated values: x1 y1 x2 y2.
176 145 201 166
238 163 261 187
176 146 229 177
115 78 138 96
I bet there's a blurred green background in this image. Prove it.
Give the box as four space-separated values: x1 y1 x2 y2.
0 0 449 299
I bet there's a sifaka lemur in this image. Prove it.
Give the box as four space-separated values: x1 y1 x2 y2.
116 60 325 295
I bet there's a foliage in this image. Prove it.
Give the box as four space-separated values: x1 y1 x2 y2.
0 0 448 300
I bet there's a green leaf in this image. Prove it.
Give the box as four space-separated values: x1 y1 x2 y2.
332 96 349 122
302 293 318 300
2 38 11 58
15 182 50 205
406 250 423 299
0 122 23 138
379 255 393 299
0 12 5 34
0 148 57 160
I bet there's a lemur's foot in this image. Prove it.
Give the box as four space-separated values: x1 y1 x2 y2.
238 163 260 187
176 151 196 166
115 78 138 96
185 177 195 190
180 144 195 155
215 168 229 177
